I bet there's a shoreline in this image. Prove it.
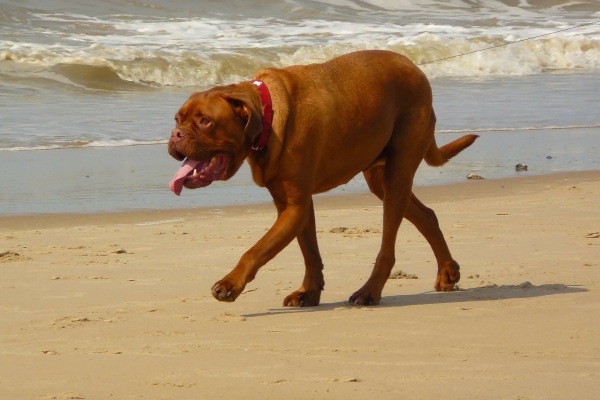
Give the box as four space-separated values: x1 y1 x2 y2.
2 169 599 231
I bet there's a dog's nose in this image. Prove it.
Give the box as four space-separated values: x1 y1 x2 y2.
171 128 187 141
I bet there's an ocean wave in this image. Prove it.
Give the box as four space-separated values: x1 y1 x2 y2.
2 32 599 90
2 125 597 152
5 0 598 22
49 64 152 91
309 0 600 14
2 0 599 91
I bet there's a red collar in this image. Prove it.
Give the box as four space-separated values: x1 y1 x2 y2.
251 80 272 150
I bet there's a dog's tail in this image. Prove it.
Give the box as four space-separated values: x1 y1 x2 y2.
424 134 479 167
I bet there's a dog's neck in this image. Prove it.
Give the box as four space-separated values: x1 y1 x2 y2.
251 80 272 151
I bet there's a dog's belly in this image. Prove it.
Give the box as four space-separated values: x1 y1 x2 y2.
311 143 386 194
312 171 359 194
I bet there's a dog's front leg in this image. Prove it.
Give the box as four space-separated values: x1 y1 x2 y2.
283 199 325 307
211 196 310 302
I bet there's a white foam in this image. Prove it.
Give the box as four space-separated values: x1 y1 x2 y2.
134 219 185 226
0 139 168 152
88 139 168 148
3 24 598 87
3 125 596 152
2 4 599 88
437 124 600 134
313 0 595 16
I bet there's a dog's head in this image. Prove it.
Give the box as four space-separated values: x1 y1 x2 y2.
168 84 263 195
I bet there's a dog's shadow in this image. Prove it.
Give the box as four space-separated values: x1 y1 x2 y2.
243 282 587 318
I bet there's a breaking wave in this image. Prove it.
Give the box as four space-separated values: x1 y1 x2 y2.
1 10 599 91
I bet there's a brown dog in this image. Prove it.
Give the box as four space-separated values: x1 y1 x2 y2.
168 50 477 306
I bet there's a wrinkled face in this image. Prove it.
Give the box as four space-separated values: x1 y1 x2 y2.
168 90 254 195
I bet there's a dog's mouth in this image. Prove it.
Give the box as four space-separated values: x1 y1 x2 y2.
169 153 229 196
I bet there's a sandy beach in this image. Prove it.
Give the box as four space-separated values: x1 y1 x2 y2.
1 170 599 399
2 1 599 398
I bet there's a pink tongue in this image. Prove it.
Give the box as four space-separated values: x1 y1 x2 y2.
169 158 201 196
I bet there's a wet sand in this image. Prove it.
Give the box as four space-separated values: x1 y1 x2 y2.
1 171 599 399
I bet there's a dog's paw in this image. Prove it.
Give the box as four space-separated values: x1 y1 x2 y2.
348 286 381 306
211 279 242 302
435 260 461 292
283 290 321 307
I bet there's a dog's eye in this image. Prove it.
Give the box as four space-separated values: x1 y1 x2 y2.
199 117 211 127
174 117 180 126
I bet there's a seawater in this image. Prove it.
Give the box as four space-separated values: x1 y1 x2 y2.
0 0 599 214
1 122 598 215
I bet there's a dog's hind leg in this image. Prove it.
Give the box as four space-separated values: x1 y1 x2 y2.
363 162 461 293
349 113 431 305
283 198 325 307
405 194 460 291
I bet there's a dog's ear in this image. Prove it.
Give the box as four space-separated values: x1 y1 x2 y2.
221 93 262 140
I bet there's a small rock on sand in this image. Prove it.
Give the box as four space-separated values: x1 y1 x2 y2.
389 270 418 280
0 251 32 263
467 174 484 180
515 163 528 171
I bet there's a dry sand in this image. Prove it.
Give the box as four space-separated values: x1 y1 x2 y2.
1 171 599 399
